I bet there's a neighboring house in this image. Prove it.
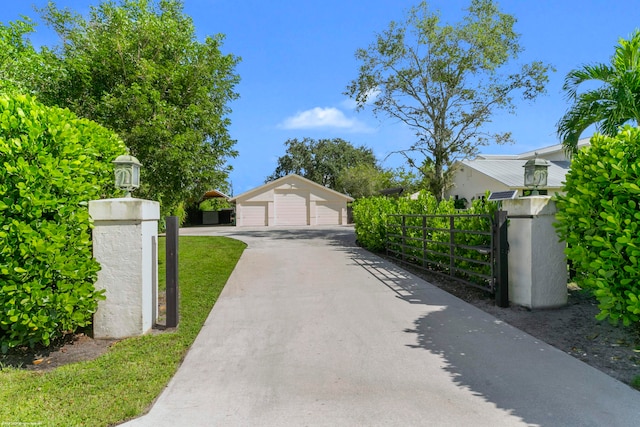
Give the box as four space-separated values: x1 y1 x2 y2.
445 138 590 204
229 174 353 226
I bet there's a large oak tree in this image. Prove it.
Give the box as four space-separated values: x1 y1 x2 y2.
266 137 378 191
346 0 552 200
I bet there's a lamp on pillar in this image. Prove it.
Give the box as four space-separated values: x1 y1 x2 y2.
523 154 550 195
113 154 142 197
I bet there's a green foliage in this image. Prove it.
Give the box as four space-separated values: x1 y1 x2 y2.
336 164 394 199
353 191 495 251
199 198 231 211
0 18 46 95
454 197 468 209
388 166 427 195
0 93 125 352
353 192 496 285
555 127 640 326
346 0 552 200
23 0 241 217
336 164 427 199
267 137 378 190
558 30 640 153
352 195 398 251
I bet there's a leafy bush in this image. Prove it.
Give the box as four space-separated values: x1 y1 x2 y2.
353 191 497 286
0 93 126 351
555 127 640 326
352 190 495 251
351 195 398 251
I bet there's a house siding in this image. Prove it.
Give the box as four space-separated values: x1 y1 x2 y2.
231 174 353 227
448 166 514 202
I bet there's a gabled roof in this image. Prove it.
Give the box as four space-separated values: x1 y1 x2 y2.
459 159 570 188
229 174 354 202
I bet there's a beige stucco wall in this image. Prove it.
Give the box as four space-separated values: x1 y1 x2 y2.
446 167 513 203
234 176 350 226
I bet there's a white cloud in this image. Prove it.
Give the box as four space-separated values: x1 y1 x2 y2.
279 107 371 132
340 98 358 110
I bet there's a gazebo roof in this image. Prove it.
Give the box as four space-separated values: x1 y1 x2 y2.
202 189 230 200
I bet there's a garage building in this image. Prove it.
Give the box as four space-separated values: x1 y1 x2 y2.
230 174 353 226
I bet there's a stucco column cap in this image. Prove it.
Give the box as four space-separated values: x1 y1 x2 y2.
89 198 160 221
504 195 556 216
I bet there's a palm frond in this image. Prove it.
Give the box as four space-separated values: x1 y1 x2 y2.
557 98 610 153
562 64 615 99
558 30 640 149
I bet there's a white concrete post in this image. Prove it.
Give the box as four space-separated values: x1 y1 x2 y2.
502 196 567 309
89 198 160 338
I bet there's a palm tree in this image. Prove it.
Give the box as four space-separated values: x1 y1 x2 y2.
557 29 640 154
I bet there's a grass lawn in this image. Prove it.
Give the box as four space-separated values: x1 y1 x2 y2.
0 236 246 426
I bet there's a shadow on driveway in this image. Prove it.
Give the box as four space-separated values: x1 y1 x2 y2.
339 234 638 427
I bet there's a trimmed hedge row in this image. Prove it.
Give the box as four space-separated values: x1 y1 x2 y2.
0 93 125 351
352 190 496 252
555 127 640 326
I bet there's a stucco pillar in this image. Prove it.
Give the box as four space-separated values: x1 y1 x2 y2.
89 198 160 338
502 196 567 309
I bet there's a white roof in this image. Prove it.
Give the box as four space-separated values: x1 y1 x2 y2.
478 137 591 160
460 159 570 188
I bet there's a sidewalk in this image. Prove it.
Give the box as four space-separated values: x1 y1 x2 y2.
122 226 639 426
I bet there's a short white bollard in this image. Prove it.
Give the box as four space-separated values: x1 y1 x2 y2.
502 196 567 309
89 198 160 338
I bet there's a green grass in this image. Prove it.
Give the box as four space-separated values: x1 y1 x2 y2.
0 236 246 426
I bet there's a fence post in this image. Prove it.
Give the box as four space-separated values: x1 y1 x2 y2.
401 215 406 261
449 216 455 277
494 210 509 307
422 215 427 268
166 216 179 328
385 216 389 257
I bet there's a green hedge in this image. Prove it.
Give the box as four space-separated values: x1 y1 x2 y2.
353 191 497 285
0 93 126 351
352 190 495 251
555 127 640 326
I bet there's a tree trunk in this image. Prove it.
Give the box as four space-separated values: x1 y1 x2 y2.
431 147 445 202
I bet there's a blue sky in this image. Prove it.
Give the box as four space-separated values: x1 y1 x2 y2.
2 1 639 195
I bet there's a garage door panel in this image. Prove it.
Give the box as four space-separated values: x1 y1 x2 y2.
275 191 308 226
316 203 341 225
240 203 267 226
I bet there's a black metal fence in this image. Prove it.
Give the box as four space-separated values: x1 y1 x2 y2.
385 211 508 307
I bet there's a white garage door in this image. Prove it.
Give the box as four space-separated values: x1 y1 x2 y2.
316 202 341 225
239 203 267 226
275 190 308 226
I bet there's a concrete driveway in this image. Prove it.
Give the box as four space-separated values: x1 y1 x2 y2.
123 226 638 426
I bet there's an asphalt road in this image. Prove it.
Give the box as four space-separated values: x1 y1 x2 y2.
122 226 639 426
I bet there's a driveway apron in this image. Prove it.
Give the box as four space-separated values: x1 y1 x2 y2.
123 226 638 426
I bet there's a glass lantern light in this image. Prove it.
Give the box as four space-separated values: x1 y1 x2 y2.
523 155 550 196
113 154 142 197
